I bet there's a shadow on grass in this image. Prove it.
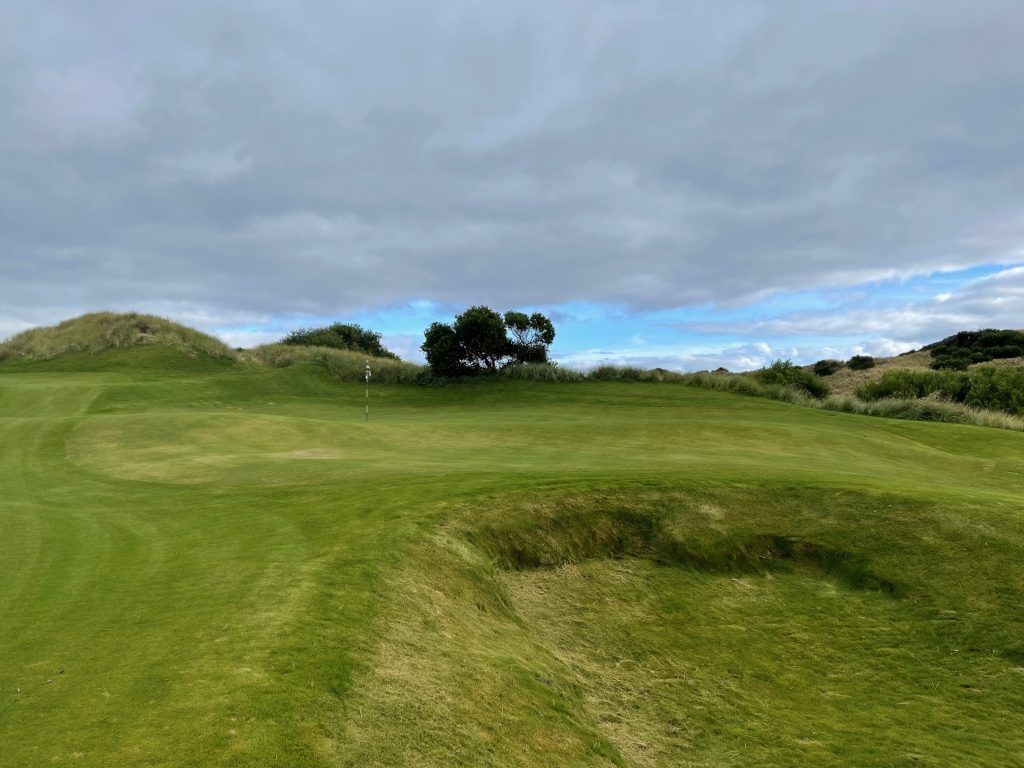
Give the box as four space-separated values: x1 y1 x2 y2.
469 505 903 597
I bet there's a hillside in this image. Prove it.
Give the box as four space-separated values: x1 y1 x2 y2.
0 312 237 362
810 343 1024 396
816 349 934 395
1 324 1023 767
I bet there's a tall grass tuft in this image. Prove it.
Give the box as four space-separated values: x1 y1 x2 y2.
499 363 585 382
0 312 236 361
825 394 1024 430
678 372 1024 431
587 365 688 383
251 343 423 384
680 371 816 407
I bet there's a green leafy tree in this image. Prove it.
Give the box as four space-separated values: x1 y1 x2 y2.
453 306 508 371
281 323 398 359
421 306 557 376
421 322 466 377
504 311 556 364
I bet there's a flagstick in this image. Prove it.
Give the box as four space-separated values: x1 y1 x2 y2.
365 361 371 422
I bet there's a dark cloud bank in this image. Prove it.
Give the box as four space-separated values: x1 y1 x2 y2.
2 1 1023 339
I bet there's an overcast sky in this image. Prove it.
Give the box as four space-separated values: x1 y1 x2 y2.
2 1 1022 368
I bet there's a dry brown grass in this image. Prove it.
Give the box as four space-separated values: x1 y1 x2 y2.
820 350 1024 395
821 350 933 395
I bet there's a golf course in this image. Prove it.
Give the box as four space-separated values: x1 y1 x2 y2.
2 322 1023 767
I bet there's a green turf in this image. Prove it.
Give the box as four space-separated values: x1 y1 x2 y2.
1 346 1023 766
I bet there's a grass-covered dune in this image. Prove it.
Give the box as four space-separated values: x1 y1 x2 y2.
2 317 1024 766
0 312 237 362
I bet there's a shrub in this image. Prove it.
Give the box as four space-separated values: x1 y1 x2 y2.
964 367 1024 415
856 370 971 402
990 345 1024 360
927 329 1024 367
281 323 398 359
812 359 844 376
857 367 1024 416
847 355 876 371
753 360 830 399
931 355 970 371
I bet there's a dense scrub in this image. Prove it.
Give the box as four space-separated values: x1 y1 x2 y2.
857 367 1024 415
846 354 876 370
753 359 830 398
812 359 844 376
928 329 1024 370
280 322 399 359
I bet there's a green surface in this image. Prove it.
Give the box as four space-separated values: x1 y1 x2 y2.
1 346 1023 766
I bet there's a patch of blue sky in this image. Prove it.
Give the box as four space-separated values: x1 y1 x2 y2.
216 261 1019 363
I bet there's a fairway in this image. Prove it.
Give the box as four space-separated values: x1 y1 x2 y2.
2 347 1024 766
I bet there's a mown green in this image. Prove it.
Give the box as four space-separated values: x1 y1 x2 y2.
2 343 1023 767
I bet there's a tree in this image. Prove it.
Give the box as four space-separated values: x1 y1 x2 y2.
452 306 508 371
504 311 555 364
421 322 465 377
421 306 557 376
281 323 398 359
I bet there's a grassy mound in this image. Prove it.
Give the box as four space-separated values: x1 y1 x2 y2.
250 343 423 383
0 312 236 362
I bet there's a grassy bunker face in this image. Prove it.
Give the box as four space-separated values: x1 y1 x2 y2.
469 502 902 596
336 489 1024 767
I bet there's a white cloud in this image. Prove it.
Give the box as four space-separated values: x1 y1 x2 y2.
683 266 1024 345
214 329 281 348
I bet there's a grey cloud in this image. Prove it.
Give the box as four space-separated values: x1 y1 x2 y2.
3 1 1024 329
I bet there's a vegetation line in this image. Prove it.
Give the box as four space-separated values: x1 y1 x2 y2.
500 362 1024 432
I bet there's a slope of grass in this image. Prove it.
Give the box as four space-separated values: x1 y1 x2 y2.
1 348 1023 766
249 343 423 383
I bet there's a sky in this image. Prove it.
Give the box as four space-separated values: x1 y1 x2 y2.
2 1 1023 370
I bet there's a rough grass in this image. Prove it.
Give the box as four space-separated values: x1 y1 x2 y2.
624 369 1024 432
249 343 423 383
0 311 236 361
341 488 1024 766
825 392 1024 430
499 362 586 382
